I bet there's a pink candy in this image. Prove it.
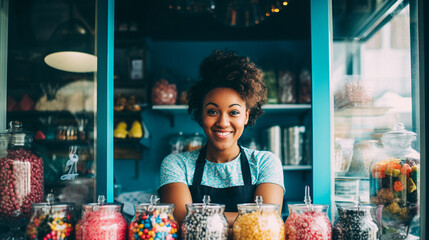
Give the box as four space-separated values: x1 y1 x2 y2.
285 211 332 240
0 149 44 222
76 209 127 240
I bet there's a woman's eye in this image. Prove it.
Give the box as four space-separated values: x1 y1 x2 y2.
230 110 240 116
207 109 218 115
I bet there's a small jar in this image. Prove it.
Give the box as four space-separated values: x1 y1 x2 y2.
0 121 44 234
285 204 332 240
182 203 228 240
128 203 178 240
75 202 127 240
26 203 75 240
333 204 379 240
233 203 285 240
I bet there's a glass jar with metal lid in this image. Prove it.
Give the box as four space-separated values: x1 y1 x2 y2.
369 123 420 239
181 195 228 240
128 195 179 240
233 196 285 240
285 186 332 240
26 194 75 240
75 195 127 240
0 121 44 239
333 201 379 240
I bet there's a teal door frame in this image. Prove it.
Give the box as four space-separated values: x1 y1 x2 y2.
0 0 9 132
96 0 115 202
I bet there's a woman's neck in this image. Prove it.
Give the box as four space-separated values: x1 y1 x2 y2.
205 144 240 163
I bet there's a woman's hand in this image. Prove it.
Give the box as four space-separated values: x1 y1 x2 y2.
158 182 193 225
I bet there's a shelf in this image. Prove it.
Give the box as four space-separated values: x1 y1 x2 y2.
114 110 144 117
152 104 311 114
114 80 146 89
335 175 369 180
282 165 312 171
33 139 93 147
7 110 94 118
334 106 391 117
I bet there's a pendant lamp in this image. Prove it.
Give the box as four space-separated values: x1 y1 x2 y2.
44 1 97 73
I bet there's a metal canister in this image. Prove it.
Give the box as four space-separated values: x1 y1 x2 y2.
284 126 306 165
262 126 281 160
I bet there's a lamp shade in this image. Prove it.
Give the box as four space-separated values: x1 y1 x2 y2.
44 18 97 72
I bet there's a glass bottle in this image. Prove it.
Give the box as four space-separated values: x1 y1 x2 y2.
233 197 285 240
333 203 379 240
0 121 44 239
285 186 332 240
369 123 420 239
169 132 186 154
128 203 178 240
75 196 127 240
186 133 204 152
182 196 228 240
26 202 75 240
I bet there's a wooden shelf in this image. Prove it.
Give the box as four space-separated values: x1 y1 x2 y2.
282 165 312 171
152 104 311 114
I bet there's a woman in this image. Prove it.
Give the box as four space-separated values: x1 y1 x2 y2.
158 50 285 228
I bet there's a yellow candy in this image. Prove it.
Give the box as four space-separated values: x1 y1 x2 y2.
138 231 143 236
139 224 144 229
160 222 164 227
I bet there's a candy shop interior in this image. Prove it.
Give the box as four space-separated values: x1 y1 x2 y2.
0 0 427 239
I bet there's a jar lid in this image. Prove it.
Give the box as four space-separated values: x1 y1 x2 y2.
136 203 174 211
0 121 33 147
382 123 416 140
288 204 329 212
337 203 376 211
237 203 280 211
82 202 124 211
32 202 75 210
185 203 225 210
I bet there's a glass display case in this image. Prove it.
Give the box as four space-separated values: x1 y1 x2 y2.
329 0 422 238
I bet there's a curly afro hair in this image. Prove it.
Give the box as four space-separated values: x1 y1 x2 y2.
187 50 267 127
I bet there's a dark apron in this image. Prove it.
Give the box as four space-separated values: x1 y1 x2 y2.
189 145 257 212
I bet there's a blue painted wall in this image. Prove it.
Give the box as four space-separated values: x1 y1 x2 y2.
114 40 312 202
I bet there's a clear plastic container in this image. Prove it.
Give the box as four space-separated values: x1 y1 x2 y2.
182 203 228 240
128 203 179 240
233 201 284 240
285 204 332 240
369 123 420 239
333 203 379 240
0 121 44 239
26 202 75 240
169 132 186 154
75 196 127 240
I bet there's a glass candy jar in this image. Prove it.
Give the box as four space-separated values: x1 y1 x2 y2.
182 203 228 240
333 203 379 240
0 121 44 238
26 202 75 240
75 196 127 240
285 204 332 240
369 123 420 239
128 203 179 240
233 199 284 240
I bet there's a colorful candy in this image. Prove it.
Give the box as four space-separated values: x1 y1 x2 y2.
128 206 178 240
285 208 332 240
26 205 74 240
75 204 127 240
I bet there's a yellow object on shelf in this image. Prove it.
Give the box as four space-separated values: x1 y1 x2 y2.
114 121 128 139
128 121 143 138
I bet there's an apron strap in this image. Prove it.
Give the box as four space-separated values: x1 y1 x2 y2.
192 145 252 186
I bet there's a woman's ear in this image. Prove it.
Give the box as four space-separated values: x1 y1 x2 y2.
245 109 250 125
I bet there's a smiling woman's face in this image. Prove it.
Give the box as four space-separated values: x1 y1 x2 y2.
202 88 249 153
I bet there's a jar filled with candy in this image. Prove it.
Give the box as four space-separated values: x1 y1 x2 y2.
26 195 75 240
0 121 44 239
75 195 127 240
333 201 379 240
285 186 332 240
182 195 228 240
128 195 178 240
369 123 420 239
233 196 285 240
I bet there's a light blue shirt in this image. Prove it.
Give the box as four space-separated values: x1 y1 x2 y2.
159 147 285 192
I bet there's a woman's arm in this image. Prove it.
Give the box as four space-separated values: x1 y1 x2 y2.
254 183 285 212
158 182 193 225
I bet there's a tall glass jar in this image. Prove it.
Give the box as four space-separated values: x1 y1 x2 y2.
181 203 228 240
26 203 75 240
233 203 284 240
0 121 44 239
333 204 379 240
75 201 127 240
369 123 420 239
285 204 332 240
128 203 179 240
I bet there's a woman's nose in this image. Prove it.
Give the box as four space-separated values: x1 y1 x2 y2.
216 113 230 127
